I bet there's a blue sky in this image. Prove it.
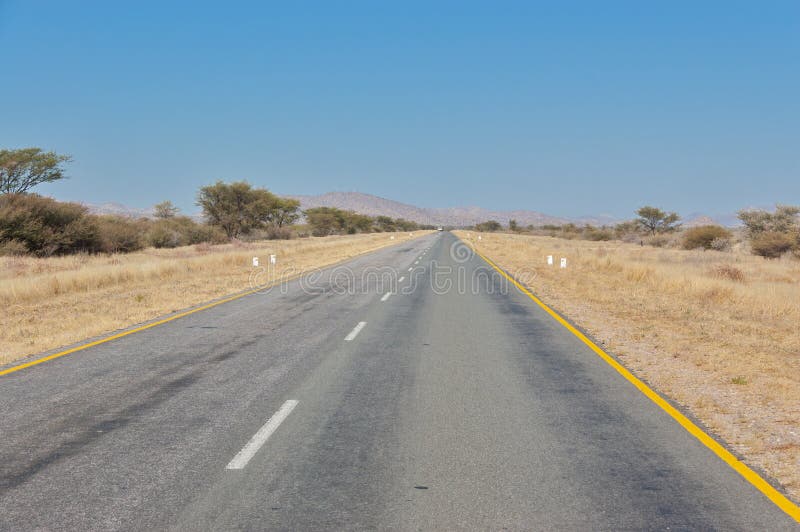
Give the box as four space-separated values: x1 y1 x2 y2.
1 1 798 218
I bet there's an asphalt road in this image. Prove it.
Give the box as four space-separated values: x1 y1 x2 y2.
0 232 796 530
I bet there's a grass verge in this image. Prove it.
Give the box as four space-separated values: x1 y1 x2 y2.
1 232 428 366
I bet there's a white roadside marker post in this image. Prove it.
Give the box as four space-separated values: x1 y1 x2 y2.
560 258 567 269
547 255 553 266
270 254 277 265
252 257 259 267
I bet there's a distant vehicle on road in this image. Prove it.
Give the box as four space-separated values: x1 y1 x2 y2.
437 226 443 231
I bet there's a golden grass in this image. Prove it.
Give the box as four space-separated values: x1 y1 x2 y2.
1 232 430 366
455 230 800 502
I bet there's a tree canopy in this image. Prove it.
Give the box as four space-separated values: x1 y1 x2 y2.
153 200 180 219
0 148 72 194
196 181 302 238
635 206 681 235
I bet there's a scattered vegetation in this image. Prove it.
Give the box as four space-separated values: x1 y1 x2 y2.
474 220 502 232
683 225 732 250
0 194 225 256
304 207 422 236
738 205 800 259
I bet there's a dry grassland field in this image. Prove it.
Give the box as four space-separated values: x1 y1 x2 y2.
0 232 428 366
454 230 800 502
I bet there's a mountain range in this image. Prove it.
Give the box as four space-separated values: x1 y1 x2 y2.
82 192 737 227
288 192 619 227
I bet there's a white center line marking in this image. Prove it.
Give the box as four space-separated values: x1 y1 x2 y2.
345 321 367 341
380 292 391 302
226 400 298 470
408 267 413 271
398 276 405 283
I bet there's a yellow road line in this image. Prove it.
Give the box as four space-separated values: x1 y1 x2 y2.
0 283 281 377
471 243 800 523
0 234 426 378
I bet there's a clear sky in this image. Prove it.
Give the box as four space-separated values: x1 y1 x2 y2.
1 1 798 218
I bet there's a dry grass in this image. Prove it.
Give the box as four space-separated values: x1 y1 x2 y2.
1 232 429 365
455 231 800 502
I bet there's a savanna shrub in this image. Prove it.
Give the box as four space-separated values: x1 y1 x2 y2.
266 226 293 240
583 227 614 241
750 231 796 258
0 239 28 256
0 193 102 255
709 237 731 252
146 217 226 248
95 216 145 253
683 225 732 250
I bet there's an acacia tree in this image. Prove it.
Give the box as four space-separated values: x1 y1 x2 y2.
153 200 180 219
0 148 72 194
197 181 266 238
737 205 800 235
272 198 301 227
635 206 681 235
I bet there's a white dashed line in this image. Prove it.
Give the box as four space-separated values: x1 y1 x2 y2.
380 292 391 302
408 267 413 272
398 276 405 283
345 321 367 341
226 400 298 470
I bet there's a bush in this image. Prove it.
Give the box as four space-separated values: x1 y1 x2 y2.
0 193 102 255
95 216 145 253
583 227 613 241
683 225 732 250
145 217 227 248
266 226 293 240
750 231 797 258
710 237 731 252
0 239 28 256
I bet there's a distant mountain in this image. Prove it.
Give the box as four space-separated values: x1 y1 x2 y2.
288 191 602 227
84 192 743 228
683 212 741 227
83 202 154 218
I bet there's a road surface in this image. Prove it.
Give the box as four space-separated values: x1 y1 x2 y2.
0 232 796 530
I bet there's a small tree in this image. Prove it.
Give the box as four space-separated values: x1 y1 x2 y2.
153 200 180 219
475 220 501 232
196 181 271 238
508 219 519 232
375 215 395 232
635 206 681 236
273 198 300 227
737 205 800 235
0 148 72 194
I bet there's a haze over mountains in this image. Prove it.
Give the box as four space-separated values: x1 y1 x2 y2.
288 192 619 227
82 192 738 227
